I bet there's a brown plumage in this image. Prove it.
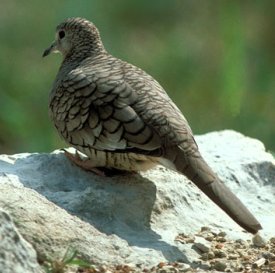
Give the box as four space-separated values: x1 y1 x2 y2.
43 17 262 234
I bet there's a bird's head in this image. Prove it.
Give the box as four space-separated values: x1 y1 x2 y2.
43 17 105 59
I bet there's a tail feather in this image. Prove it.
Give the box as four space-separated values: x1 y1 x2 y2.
173 149 262 234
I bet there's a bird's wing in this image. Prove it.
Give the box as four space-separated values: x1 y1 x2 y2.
50 59 196 155
51 62 188 154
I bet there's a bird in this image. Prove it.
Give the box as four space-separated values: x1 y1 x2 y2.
43 17 262 234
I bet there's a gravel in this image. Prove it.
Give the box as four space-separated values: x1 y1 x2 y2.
73 227 275 273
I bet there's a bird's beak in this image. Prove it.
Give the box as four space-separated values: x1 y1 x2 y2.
42 41 58 57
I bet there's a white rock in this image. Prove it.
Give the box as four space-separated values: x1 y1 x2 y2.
0 209 42 273
0 130 274 268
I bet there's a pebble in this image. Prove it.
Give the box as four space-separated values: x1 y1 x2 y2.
236 250 245 257
217 231 227 237
230 262 243 272
200 262 211 270
233 243 242 250
235 239 247 246
157 265 178 273
201 251 215 261
252 257 266 268
194 236 212 253
228 254 239 260
175 234 195 244
216 236 227 243
205 234 215 242
252 233 266 247
99 265 107 271
200 226 211 232
185 237 195 244
214 250 227 258
235 265 244 272
213 261 227 271
270 237 275 244
177 263 191 272
262 252 275 260
215 243 224 249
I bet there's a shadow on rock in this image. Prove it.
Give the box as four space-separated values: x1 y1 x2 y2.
8 152 188 263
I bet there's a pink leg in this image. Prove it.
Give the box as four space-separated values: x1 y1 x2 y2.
63 149 106 176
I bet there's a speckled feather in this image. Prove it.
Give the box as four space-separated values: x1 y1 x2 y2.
46 17 262 234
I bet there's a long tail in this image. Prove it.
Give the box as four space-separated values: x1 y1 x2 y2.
170 147 262 234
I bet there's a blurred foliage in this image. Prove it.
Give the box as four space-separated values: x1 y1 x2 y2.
0 0 274 154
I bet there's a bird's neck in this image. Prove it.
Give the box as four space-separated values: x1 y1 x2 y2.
64 41 106 63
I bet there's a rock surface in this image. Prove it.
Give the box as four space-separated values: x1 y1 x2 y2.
0 130 274 270
0 209 42 273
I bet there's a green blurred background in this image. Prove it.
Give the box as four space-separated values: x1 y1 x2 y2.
0 0 274 154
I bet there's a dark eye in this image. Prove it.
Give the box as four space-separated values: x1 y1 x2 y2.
59 30 65 39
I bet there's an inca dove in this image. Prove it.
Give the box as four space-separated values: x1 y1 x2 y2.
43 17 262 234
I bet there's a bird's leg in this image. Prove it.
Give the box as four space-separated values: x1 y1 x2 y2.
62 148 158 176
63 149 107 176
63 149 138 176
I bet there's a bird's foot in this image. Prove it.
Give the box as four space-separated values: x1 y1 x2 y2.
62 149 136 177
62 149 106 176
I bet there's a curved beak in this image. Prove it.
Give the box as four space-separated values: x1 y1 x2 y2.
42 41 58 57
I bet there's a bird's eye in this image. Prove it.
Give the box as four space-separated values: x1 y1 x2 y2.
59 30 65 39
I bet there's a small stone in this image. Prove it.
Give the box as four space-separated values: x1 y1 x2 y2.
177 263 191 272
228 254 239 260
214 250 227 258
234 265 244 272
200 262 211 270
99 265 107 272
262 252 275 260
218 231 227 237
175 234 195 244
252 257 266 268
205 234 215 242
216 236 227 242
157 265 179 273
252 234 266 247
194 236 212 253
213 261 227 271
158 262 166 268
210 252 216 260
270 237 275 244
235 239 247 246
200 253 209 261
234 240 248 249
236 250 245 257
242 255 250 261
215 243 224 249
229 261 243 272
124 264 135 271
210 228 219 236
201 226 211 232
185 237 195 244
201 251 215 261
